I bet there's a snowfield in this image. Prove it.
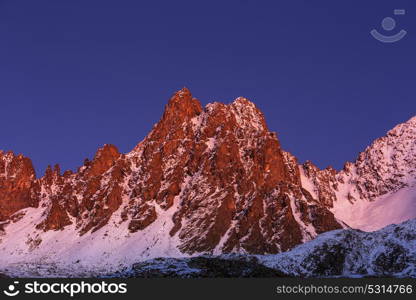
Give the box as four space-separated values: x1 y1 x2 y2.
1 217 415 278
0 198 188 277
332 185 416 231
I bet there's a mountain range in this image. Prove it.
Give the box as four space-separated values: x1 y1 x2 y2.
0 88 415 277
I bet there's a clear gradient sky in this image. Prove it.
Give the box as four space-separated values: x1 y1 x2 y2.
1 0 415 176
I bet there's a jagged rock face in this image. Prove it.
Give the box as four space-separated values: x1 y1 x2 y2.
37 144 126 234
299 161 338 208
0 88 343 257
119 89 342 254
160 94 299 253
0 151 39 222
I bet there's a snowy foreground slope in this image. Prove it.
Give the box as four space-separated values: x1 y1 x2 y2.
2 218 415 278
259 218 416 277
112 218 416 278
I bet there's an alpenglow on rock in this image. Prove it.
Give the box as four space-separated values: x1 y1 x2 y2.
0 88 342 271
0 88 415 275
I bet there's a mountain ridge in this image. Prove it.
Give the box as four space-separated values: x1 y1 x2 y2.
299 114 416 231
0 88 415 275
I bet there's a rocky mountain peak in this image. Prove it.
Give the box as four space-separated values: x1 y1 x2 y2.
162 87 203 123
337 115 416 202
297 114 416 231
0 151 36 180
43 164 62 186
229 97 267 133
85 144 121 177
0 151 38 222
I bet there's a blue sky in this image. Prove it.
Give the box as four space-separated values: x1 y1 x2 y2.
0 0 415 176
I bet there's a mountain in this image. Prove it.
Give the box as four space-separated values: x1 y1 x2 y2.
300 115 416 231
0 88 343 275
0 88 415 277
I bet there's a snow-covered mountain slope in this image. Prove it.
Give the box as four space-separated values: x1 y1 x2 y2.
259 218 416 277
2 218 415 278
0 88 415 276
300 115 416 231
0 88 343 274
331 186 416 231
